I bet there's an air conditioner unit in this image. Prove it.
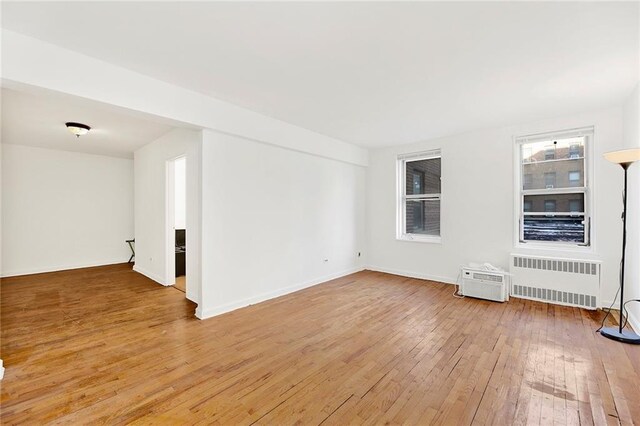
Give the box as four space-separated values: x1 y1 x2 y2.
460 267 510 302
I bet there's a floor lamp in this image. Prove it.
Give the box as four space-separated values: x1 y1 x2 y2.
600 148 640 344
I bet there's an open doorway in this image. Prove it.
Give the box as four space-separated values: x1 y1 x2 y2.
167 156 187 295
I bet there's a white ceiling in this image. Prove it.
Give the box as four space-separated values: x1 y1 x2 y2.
1 87 175 158
2 2 638 148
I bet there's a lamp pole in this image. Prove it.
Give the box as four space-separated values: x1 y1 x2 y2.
618 162 628 335
600 152 640 344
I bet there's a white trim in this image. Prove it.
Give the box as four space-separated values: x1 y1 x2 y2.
366 265 457 285
522 187 586 196
1 259 130 278
601 300 617 310
600 300 640 333
196 267 364 320
0 360 4 380
398 149 442 160
132 264 168 286
397 150 442 241
515 126 595 143
396 235 442 244
627 308 640 334
165 157 181 287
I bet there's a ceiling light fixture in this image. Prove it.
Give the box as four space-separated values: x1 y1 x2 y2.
65 122 91 138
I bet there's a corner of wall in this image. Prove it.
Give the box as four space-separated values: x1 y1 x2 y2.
366 265 458 286
132 264 167 286
196 266 364 320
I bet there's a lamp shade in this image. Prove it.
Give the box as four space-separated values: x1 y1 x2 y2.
603 148 640 165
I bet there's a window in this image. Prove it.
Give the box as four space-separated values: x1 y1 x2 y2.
412 171 424 193
569 199 581 212
398 150 441 242
544 172 556 188
517 128 591 245
569 144 581 159
568 171 580 184
545 147 555 160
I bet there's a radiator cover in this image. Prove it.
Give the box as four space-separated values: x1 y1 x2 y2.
510 254 600 310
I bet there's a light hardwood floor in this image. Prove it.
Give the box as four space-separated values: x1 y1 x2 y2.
2 264 640 425
174 275 186 293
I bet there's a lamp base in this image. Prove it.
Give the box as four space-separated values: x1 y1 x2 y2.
600 327 640 344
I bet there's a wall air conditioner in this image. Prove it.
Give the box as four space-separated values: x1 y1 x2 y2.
460 266 510 302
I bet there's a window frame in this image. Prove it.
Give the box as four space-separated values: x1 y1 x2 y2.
397 149 442 243
514 127 594 250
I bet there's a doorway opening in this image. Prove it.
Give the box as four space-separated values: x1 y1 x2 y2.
167 156 187 295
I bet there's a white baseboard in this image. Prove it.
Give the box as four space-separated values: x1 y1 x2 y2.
1 258 130 278
132 264 167 286
571 299 640 333
366 265 457 285
371 268 640 331
627 307 640 333
196 266 364 320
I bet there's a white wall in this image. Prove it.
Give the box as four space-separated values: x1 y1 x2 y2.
623 83 640 331
133 128 202 304
174 156 186 229
367 107 625 307
197 130 366 319
1 144 134 276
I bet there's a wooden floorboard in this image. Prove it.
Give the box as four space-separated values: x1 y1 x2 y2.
2 264 640 425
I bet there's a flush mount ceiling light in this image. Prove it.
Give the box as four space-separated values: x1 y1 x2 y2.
65 122 91 138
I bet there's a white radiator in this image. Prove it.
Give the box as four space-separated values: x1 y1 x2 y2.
509 254 600 310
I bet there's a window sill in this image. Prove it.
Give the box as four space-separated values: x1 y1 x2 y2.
514 241 593 254
397 235 442 244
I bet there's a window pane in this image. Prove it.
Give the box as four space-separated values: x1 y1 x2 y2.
522 137 585 189
406 199 440 236
406 158 441 195
568 199 582 212
568 171 581 183
544 172 556 188
524 216 585 243
523 194 584 213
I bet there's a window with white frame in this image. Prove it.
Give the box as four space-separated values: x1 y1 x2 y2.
398 150 441 242
517 128 592 246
